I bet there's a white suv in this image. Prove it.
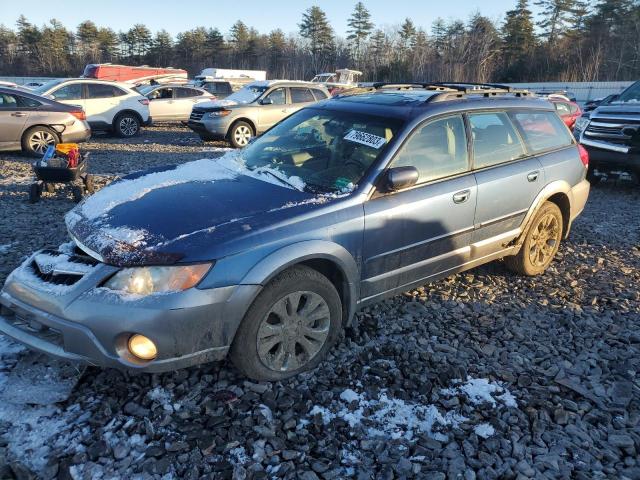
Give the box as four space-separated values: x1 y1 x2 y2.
34 79 151 137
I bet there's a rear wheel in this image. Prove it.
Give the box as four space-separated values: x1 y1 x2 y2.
114 113 140 137
72 185 84 203
505 202 563 276
28 183 41 203
230 266 342 381
83 175 95 194
228 121 254 148
22 126 59 156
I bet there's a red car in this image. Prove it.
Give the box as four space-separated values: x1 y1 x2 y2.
548 96 582 129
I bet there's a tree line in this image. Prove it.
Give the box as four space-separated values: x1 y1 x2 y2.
0 0 638 83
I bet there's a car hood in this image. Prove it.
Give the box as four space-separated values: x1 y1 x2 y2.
65 156 328 266
196 99 240 110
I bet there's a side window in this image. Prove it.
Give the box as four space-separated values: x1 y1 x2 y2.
0 93 18 108
391 115 469 183
510 110 573 153
176 88 198 98
469 112 525 169
264 88 286 105
291 87 315 103
51 84 83 101
87 84 123 99
311 89 329 100
16 95 41 108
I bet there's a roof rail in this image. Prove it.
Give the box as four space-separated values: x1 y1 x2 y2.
429 82 532 96
370 82 457 91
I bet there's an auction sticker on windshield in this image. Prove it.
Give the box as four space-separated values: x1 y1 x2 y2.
344 130 387 149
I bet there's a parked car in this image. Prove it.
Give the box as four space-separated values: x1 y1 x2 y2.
583 94 617 113
138 84 214 122
0 83 590 381
574 80 640 183
0 86 90 155
188 80 331 147
196 80 235 99
33 79 151 137
548 96 582 129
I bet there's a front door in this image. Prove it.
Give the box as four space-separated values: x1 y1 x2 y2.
362 114 476 301
256 87 288 133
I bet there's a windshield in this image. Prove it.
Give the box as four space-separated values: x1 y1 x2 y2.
33 79 64 95
240 108 404 193
614 81 640 104
226 84 268 104
138 85 156 95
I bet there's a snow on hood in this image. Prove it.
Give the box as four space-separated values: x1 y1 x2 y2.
198 99 238 108
64 152 312 263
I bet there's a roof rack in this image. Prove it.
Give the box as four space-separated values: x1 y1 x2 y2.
364 81 533 101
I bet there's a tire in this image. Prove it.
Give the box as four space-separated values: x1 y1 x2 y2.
113 112 141 137
28 183 41 203
44 183 55 194
230 265 342 381
72 185 84 203
21 126 59 157
505 202 563 276
84 175 95 194
228 121 254 148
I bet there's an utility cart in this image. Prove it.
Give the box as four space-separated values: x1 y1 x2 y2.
29 145 94 203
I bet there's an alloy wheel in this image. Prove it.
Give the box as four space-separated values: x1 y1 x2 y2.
528 213 561 267
119 117 139 136
256 291 331 372
233 125 252 146
29 130 56 154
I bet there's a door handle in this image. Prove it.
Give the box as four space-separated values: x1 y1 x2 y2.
452 190 470 204
11 112 27 117
527 171 539 182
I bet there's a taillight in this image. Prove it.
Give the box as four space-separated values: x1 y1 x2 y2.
70 110 86 121
139 98 149 106
578 144 589 168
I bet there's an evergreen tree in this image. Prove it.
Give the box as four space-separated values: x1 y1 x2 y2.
399 18 417 50
299 6 334 58
535 0 577 46
347 2 373 60
502 0 536 80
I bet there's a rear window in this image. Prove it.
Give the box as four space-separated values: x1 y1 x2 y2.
87 84 126 99
17 95 41 108
510 110 573 153
291 87 315 103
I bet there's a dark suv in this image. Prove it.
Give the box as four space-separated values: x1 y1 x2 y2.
574 80 640 182
0 83 590 381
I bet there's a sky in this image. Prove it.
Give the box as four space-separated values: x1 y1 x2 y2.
2 0 538 37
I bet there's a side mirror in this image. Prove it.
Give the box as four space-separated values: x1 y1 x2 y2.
261 97 273 105
384 166 419 192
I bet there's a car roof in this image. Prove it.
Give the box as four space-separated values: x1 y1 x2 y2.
250 80 328 89
314 85 554 121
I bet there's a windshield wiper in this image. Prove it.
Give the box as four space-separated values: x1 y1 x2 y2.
257 169 303 191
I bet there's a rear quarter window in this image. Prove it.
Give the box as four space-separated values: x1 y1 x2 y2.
509 110 573 153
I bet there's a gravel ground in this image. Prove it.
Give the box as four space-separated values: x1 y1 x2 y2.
0 126 639 480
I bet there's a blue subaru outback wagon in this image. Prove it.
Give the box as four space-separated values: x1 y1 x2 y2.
0 83 590 380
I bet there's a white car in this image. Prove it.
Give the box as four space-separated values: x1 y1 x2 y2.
138 84 214 122
33 79 151 137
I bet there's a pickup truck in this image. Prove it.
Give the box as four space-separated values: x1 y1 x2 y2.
574 80 640 184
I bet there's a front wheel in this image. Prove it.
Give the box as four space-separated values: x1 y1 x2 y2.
505 201 563 276
230 266 342 381
114 113 141 137
228 121 254 148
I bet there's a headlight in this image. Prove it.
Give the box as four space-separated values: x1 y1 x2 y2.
104 263 212 295
208 110 231 118
574 117 590 133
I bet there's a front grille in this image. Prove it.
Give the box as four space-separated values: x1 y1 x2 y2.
190 110 205 122
30 247 99 286
585 116 640 145
6 311 64 348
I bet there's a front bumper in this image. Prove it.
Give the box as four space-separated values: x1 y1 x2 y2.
187 115 233 139
0 251 260 372
580 138 640 172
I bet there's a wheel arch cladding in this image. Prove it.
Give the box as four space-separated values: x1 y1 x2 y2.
546 192 571 238
240 240 359 325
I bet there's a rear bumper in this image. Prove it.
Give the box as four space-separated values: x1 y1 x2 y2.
0 256 260 372
61 126 91 144
569 179 590 224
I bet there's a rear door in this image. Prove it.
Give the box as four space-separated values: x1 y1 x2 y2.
362 114 477 301
256 87 288 132
85 83 128 125
469 111 544 247
288 87 317 115
0 92 29 147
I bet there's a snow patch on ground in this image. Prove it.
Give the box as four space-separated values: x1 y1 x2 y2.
305 378 517 443
0 243 14 254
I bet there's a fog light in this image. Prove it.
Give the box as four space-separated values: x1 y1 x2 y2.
128 334 157 360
